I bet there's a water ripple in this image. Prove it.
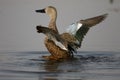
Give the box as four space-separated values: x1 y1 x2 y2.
0 51 120 80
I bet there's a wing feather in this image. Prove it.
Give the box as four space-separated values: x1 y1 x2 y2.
65 13 108 48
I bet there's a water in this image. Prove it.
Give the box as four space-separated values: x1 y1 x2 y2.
0 51 120 80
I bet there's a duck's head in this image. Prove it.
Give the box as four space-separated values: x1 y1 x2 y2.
36 6 57 19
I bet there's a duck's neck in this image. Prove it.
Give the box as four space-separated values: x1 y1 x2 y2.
48 14 59 33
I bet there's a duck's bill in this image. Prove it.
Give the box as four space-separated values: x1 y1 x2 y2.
35 9 45 13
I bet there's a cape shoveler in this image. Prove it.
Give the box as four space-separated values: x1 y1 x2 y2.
36 6 108 60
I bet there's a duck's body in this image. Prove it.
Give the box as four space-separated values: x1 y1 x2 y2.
36 6 108 60
36 6 71 60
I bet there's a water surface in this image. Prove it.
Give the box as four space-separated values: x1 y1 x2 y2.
0 51 120 80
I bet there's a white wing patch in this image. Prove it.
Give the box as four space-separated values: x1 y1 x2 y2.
46 33 68 51
66 23 82 35
51 38 68 51
55 40 68 51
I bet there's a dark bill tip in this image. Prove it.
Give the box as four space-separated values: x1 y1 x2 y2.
35 9 45 13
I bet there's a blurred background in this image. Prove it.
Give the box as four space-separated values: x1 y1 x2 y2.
0 0 120 52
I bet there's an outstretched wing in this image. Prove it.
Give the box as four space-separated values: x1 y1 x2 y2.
36 26 67 51
64 14 108 49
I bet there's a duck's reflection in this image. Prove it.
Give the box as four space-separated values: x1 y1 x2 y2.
38 60 60 80
39 59 85 80
43 61 60 72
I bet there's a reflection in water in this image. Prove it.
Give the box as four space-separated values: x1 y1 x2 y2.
44 61 60 72
0 51 120 80
41 59 85 80
40 61 60 80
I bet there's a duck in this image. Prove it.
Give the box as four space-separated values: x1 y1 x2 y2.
36 6 108 60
